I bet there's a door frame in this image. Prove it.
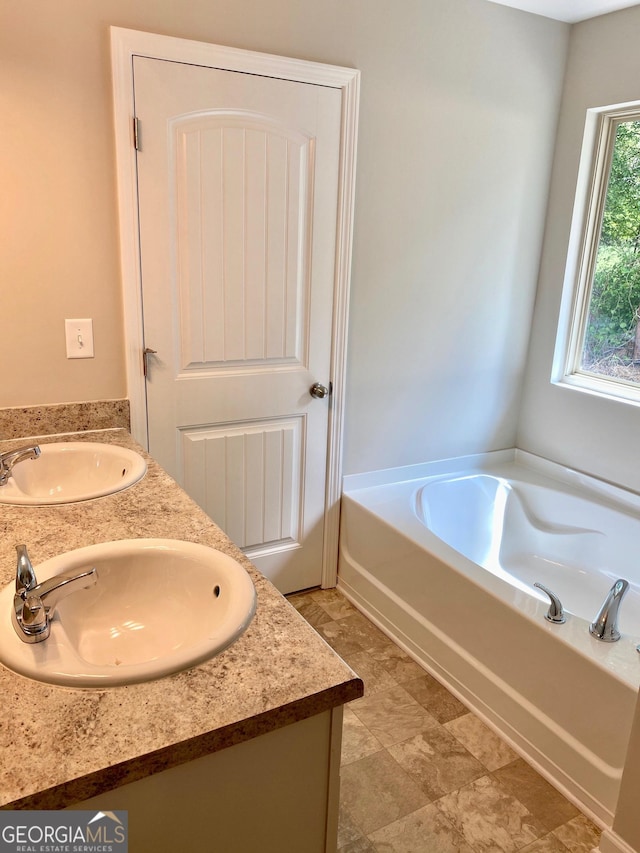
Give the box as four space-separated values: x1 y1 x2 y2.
110 27 359 588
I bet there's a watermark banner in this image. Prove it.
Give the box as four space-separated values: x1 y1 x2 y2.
0 811 128 853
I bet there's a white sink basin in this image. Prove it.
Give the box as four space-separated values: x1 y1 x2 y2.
0 442 147 505
0 539 257 687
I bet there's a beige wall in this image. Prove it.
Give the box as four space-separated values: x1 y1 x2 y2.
2 0 568 473
518 5 640 493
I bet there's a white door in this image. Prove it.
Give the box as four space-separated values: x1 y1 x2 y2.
133 56 342 594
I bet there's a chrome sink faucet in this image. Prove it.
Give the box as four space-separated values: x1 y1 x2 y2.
12 544 98 644
0 444 41 486
589 578 629 642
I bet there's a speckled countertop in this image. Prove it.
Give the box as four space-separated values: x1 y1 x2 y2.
0 429 362 810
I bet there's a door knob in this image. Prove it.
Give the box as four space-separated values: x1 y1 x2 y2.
310 382 329 399
143 347 158 378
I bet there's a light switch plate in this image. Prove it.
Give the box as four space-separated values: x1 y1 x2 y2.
65 319 94 359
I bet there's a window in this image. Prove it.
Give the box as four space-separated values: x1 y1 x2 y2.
553 102 640 403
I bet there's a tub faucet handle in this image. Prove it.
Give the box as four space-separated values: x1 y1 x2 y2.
590 578 629 642
534 583 566 624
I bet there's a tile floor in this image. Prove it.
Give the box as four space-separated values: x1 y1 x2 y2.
287 588 602 853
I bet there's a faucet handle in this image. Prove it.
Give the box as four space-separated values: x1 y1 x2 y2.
589 578 629 642
15 544 37 595
534 582 566 624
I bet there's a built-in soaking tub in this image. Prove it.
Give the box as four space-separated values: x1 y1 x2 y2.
338 449 640 826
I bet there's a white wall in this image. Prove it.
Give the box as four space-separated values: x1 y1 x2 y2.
343 4 568 473
1 0 568 475
518 6 640 493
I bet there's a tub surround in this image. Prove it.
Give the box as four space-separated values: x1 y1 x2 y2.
338 450 640 828
0 428 362 812
0 399 130 440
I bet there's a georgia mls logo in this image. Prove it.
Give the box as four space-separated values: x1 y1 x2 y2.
0 810 128 853
85 811 126 844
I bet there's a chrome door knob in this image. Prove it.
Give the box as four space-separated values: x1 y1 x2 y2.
310 382 329 399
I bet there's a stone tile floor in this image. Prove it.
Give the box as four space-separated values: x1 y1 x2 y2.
287 588 602 853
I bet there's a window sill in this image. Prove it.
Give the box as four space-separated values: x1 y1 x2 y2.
551 371 640 407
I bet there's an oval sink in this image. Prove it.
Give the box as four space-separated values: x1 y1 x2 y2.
0 539 257 687
0 442 147 505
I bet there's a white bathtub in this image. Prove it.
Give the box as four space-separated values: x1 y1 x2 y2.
338 449 640 827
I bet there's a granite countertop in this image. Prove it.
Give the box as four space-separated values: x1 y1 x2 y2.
0 429 362 810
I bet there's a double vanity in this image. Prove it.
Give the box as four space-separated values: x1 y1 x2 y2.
0 427 362 852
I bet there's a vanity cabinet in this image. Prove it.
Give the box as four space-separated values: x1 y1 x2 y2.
73 709 343 853
0 429 362 853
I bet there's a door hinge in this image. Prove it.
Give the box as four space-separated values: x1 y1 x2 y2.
133 116 141 151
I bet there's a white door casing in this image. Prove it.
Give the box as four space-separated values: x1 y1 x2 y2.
110 28 359 591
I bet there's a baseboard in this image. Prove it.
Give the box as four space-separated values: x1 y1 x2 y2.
598 829 638 853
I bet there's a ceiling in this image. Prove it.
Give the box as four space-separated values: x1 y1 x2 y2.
485 0 640 22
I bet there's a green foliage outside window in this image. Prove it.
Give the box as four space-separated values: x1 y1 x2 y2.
582 120 640 381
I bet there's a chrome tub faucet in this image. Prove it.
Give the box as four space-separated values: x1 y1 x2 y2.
0 444 41 486
589 578 629 642
12 544 98 644
533 582 566 624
